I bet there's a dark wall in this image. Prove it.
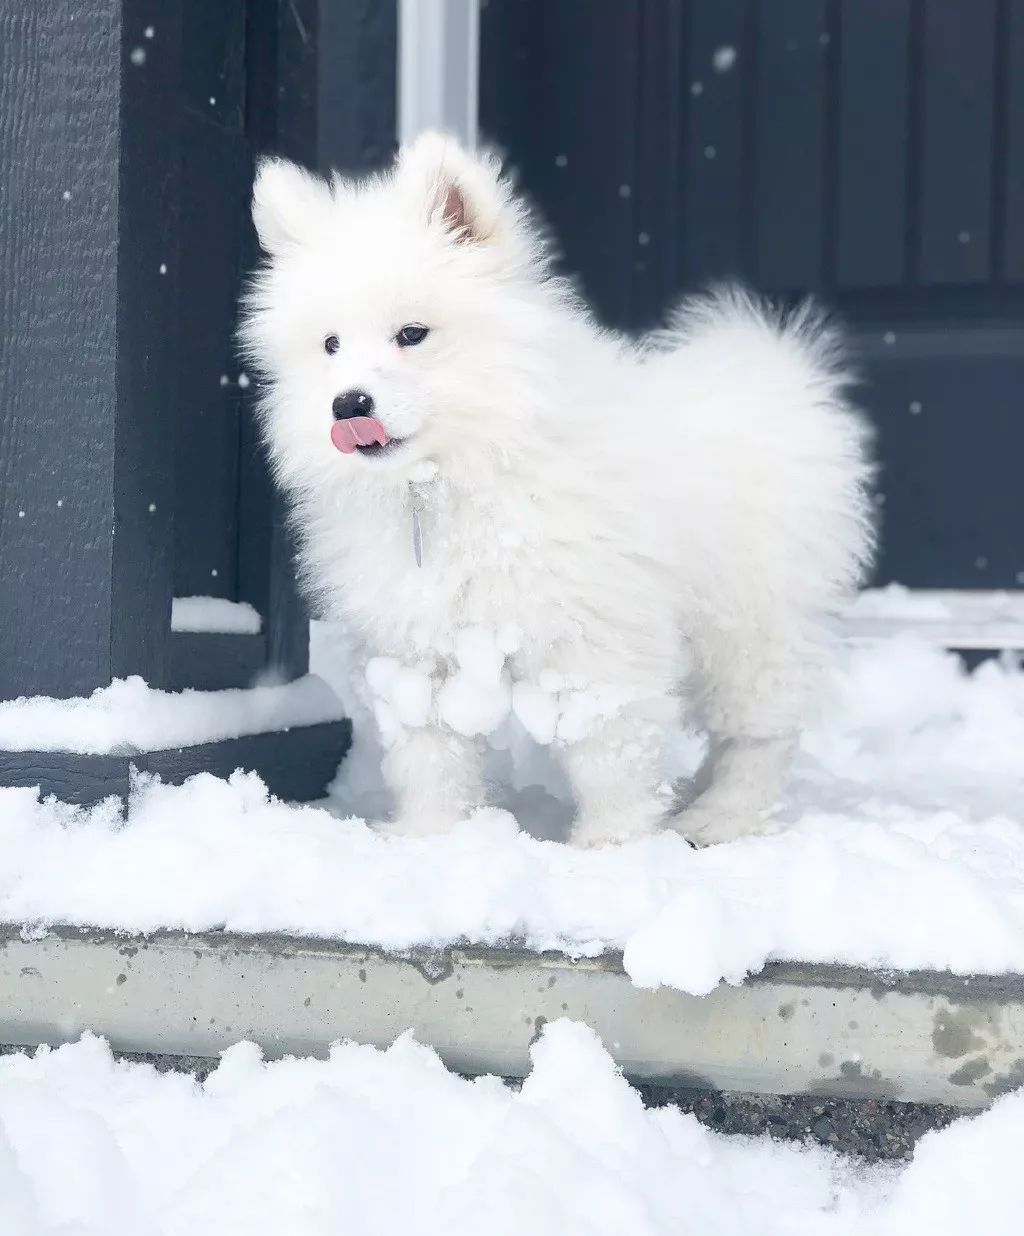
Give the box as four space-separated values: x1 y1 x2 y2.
0 0 179 698
480 0 1024 590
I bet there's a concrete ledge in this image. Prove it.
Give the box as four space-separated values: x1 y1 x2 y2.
2 927 1022 1108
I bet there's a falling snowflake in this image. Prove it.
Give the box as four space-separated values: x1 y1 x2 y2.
129 47 146 66
712 46 737 72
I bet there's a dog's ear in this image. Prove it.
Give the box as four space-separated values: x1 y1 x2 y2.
397 131 507 247
252 157 332 257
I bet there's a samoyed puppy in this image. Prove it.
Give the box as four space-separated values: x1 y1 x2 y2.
240 132 873 847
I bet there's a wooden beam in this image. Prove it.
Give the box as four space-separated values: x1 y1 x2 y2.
0 719 350 807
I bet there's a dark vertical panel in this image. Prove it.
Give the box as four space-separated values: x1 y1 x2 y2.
860 334 1024 589
318 0 397 173
680 0 747 286
0 0 177 699
1001 0 1024 281
174 0 246 599
480 0 641 329
112 1 181 685
835 0 911 288
631 0 683 327
916 0 997 284
752 0 829 291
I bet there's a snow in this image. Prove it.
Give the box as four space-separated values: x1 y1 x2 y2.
1 1021 1023 1236
712 44 737 72
437 625 513 737
170 595 262 634
0 676 342 755
2 635 1024 993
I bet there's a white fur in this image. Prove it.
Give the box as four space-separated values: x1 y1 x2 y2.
240 133 874 846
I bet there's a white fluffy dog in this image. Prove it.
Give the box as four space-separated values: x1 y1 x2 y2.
240 132 873 847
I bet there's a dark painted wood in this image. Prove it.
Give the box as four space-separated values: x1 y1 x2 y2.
0 0 178 700
916 0 997 284
630 0 683 326
835 0 912 289
1001 0 1024 282
0 719 351 808
753 0 829 292
680 0 747 288
167 632 269 691
855 328 1024 590
318 0 398 173
174 0 247 600
141 719 350 802
480 0 641 329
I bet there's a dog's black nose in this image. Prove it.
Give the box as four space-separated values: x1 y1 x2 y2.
332 390 375 420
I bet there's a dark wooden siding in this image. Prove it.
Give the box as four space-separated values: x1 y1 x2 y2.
481 0 1024 589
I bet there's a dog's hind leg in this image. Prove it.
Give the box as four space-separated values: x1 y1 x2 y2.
671 619 811 846
383 725 484 837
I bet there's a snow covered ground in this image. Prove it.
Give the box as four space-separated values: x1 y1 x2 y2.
1 1020 1022 1236
2 619 1024 1231
1 633 1023 994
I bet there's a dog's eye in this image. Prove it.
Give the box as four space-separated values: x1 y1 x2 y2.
396 324 429 348
324 334 340 355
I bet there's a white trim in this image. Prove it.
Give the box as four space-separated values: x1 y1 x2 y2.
843 589 1024 651
398 0 480 148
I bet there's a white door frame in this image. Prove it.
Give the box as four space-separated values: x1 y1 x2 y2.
398 0 480 148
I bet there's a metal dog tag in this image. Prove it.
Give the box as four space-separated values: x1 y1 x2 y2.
412 506 423 568
408 462 438 569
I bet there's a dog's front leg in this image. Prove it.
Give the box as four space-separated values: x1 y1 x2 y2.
560 697 676 848
382 724 484 837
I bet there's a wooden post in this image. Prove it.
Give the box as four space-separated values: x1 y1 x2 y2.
0 0 180 700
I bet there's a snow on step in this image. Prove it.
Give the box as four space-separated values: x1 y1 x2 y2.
844 585 1024 650
0 675 343 754
171 595 262 634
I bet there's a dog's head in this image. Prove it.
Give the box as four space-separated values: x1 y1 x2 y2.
240 133 563 486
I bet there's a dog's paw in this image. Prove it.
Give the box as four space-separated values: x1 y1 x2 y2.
380 811 460 839
674 801 780 848
570 813 659 850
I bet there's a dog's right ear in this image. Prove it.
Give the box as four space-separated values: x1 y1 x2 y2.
252 157 332 257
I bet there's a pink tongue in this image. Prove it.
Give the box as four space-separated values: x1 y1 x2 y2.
330 417 389 455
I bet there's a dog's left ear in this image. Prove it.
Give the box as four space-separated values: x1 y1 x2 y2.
396 131 508 247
